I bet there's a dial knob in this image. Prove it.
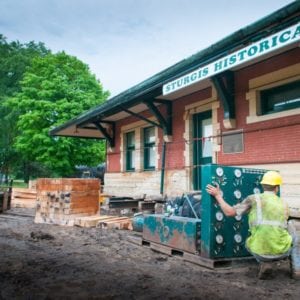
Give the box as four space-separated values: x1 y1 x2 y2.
235 214 242 221
234 169 242 178
234 190 242 199
234 234 242 243
215 211 224 221
253 187 260 194
215 234 224 244
216 167 224 177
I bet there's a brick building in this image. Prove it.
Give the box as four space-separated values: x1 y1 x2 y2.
51 2 300 212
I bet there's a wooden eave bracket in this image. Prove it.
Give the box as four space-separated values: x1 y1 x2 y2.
121 107 162 128
211 71 236 129
92 121 115 148
145 100 173 141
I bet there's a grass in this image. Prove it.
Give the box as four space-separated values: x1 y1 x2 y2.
0 180 28 189
12 180 28 188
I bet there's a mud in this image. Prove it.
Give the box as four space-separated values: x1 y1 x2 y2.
0 208 299 300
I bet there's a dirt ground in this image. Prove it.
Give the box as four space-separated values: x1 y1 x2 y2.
0 208 299 300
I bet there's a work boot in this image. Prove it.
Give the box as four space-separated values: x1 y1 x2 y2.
258 262 273 280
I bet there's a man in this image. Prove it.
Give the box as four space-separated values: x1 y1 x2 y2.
206 170 292 279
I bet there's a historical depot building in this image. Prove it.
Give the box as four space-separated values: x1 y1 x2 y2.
52 2 300 212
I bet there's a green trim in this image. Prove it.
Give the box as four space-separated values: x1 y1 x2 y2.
192 111 212 190
260 79 300 115
125 131 135 171
143 127 155 171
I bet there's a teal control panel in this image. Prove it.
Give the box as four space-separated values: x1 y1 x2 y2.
200 164 267 258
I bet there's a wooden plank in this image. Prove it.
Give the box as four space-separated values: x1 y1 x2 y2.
150 242 172 256
99 217 129 223
97 216 132 230
127 235 143 246
35 178 100 226
12 188 37 194
66 200 99 209
74 215 107 227
74 215 133 228
103 221 132 230
63 207 98 215
13 194 37 199
11 198 36 209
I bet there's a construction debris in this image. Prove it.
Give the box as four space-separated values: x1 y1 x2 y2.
35 178 100 226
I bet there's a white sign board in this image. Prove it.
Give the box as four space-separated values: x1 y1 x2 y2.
163 23 300 95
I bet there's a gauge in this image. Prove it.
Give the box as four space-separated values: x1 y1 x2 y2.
253 187 260 194
215 211 224 221
235 214 242 221
234 169 242 178
216 167 224 177
216 234 224 244
234 190 242 199
234 234 242 243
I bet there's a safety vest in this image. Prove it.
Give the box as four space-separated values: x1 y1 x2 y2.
246 192 292 256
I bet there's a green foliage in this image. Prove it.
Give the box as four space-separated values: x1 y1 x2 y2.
5 51 109 177
0 34 49 99
0 36 49 181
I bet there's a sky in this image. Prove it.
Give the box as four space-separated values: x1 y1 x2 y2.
0 0 295 97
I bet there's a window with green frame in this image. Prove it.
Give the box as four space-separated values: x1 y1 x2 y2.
260 80 300 115
125 131 135 171
143 127 155 170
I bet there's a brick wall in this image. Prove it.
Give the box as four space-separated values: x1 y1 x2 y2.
217 48 300 165
105 49 299 203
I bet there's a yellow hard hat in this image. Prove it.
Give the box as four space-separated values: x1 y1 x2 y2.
260 171 282 186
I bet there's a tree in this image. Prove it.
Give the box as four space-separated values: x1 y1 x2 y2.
0 36 49 182
5 51 109 180
0 35 49 98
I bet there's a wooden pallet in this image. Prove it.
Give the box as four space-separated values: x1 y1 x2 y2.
127 235 253 270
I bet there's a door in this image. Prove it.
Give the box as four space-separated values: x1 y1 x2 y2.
192 111 213 190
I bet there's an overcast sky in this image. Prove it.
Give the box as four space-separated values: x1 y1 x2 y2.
0 0 294 97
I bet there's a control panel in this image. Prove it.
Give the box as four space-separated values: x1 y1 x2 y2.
200 164 267 259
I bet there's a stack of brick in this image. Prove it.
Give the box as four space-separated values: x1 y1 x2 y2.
35 178 100 226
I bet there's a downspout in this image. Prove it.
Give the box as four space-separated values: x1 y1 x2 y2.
160 141 167 195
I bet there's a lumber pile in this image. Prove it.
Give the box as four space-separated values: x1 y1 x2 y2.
74 215 132 230
35 178 100 226
11 188 37 209
98 216 132 230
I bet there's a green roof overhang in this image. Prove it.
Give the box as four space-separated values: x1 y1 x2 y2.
50 1 300 143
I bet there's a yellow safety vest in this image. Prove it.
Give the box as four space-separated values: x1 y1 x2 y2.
246 192 292 256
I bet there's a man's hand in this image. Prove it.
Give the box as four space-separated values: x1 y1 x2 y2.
206 183 221 198
206 183 237 217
